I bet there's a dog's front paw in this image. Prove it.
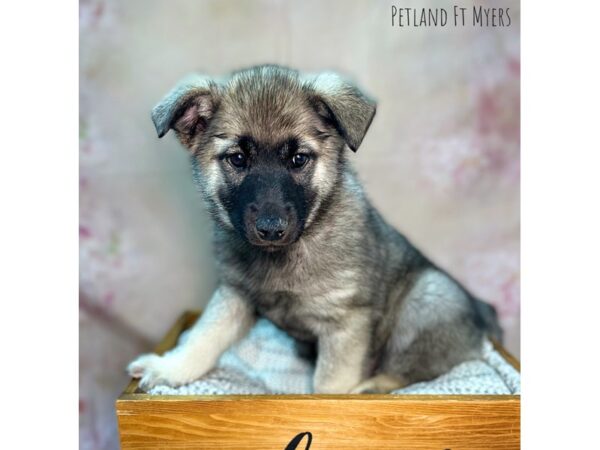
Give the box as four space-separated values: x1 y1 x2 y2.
127 353 173 390
126 352 202 391
127 353 160 378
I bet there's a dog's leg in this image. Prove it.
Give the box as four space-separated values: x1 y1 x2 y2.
313 315 370 394
127 285 255 390
349 373 408 394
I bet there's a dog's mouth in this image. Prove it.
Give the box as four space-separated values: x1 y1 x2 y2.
253 242 290 252
245 230 302 251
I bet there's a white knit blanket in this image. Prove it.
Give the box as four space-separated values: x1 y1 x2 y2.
148 318 520 396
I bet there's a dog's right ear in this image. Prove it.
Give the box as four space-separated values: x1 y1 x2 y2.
151 74 220 148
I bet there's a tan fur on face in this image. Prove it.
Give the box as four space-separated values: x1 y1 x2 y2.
151 66 375 236
187 68 348 231
305 134 343 227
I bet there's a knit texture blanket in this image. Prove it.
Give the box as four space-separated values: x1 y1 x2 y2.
148 318 520 396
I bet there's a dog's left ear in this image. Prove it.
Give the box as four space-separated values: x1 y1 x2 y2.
304 72 376 152
151 74 221 147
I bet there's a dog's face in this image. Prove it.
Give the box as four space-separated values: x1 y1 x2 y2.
152 66 376 251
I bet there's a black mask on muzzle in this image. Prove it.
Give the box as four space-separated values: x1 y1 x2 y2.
227 171 309 249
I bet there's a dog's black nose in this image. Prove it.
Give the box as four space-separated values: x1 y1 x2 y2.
255 215 288 242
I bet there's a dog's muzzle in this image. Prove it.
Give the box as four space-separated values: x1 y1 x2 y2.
245 202 297 247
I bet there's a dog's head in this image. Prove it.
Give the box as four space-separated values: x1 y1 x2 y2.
152 65 376 251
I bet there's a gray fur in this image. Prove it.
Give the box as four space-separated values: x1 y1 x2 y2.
128 65 501 394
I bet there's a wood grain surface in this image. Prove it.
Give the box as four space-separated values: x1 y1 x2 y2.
117 395 520 449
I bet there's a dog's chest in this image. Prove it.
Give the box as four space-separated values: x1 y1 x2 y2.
251 291 335 342
232 244 359 341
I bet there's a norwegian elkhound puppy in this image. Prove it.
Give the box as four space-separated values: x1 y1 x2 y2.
128 65 501 394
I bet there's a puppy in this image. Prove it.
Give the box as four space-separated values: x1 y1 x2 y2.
128 65 501 394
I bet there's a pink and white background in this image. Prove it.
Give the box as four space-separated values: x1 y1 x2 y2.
80 1 520 448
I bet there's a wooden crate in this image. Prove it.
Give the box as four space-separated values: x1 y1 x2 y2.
116 311 520 449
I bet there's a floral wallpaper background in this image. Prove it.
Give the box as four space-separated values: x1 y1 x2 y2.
80 1 520 448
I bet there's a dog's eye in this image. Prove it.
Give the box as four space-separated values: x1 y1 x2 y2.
228 152 248 168
291 153 309 169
